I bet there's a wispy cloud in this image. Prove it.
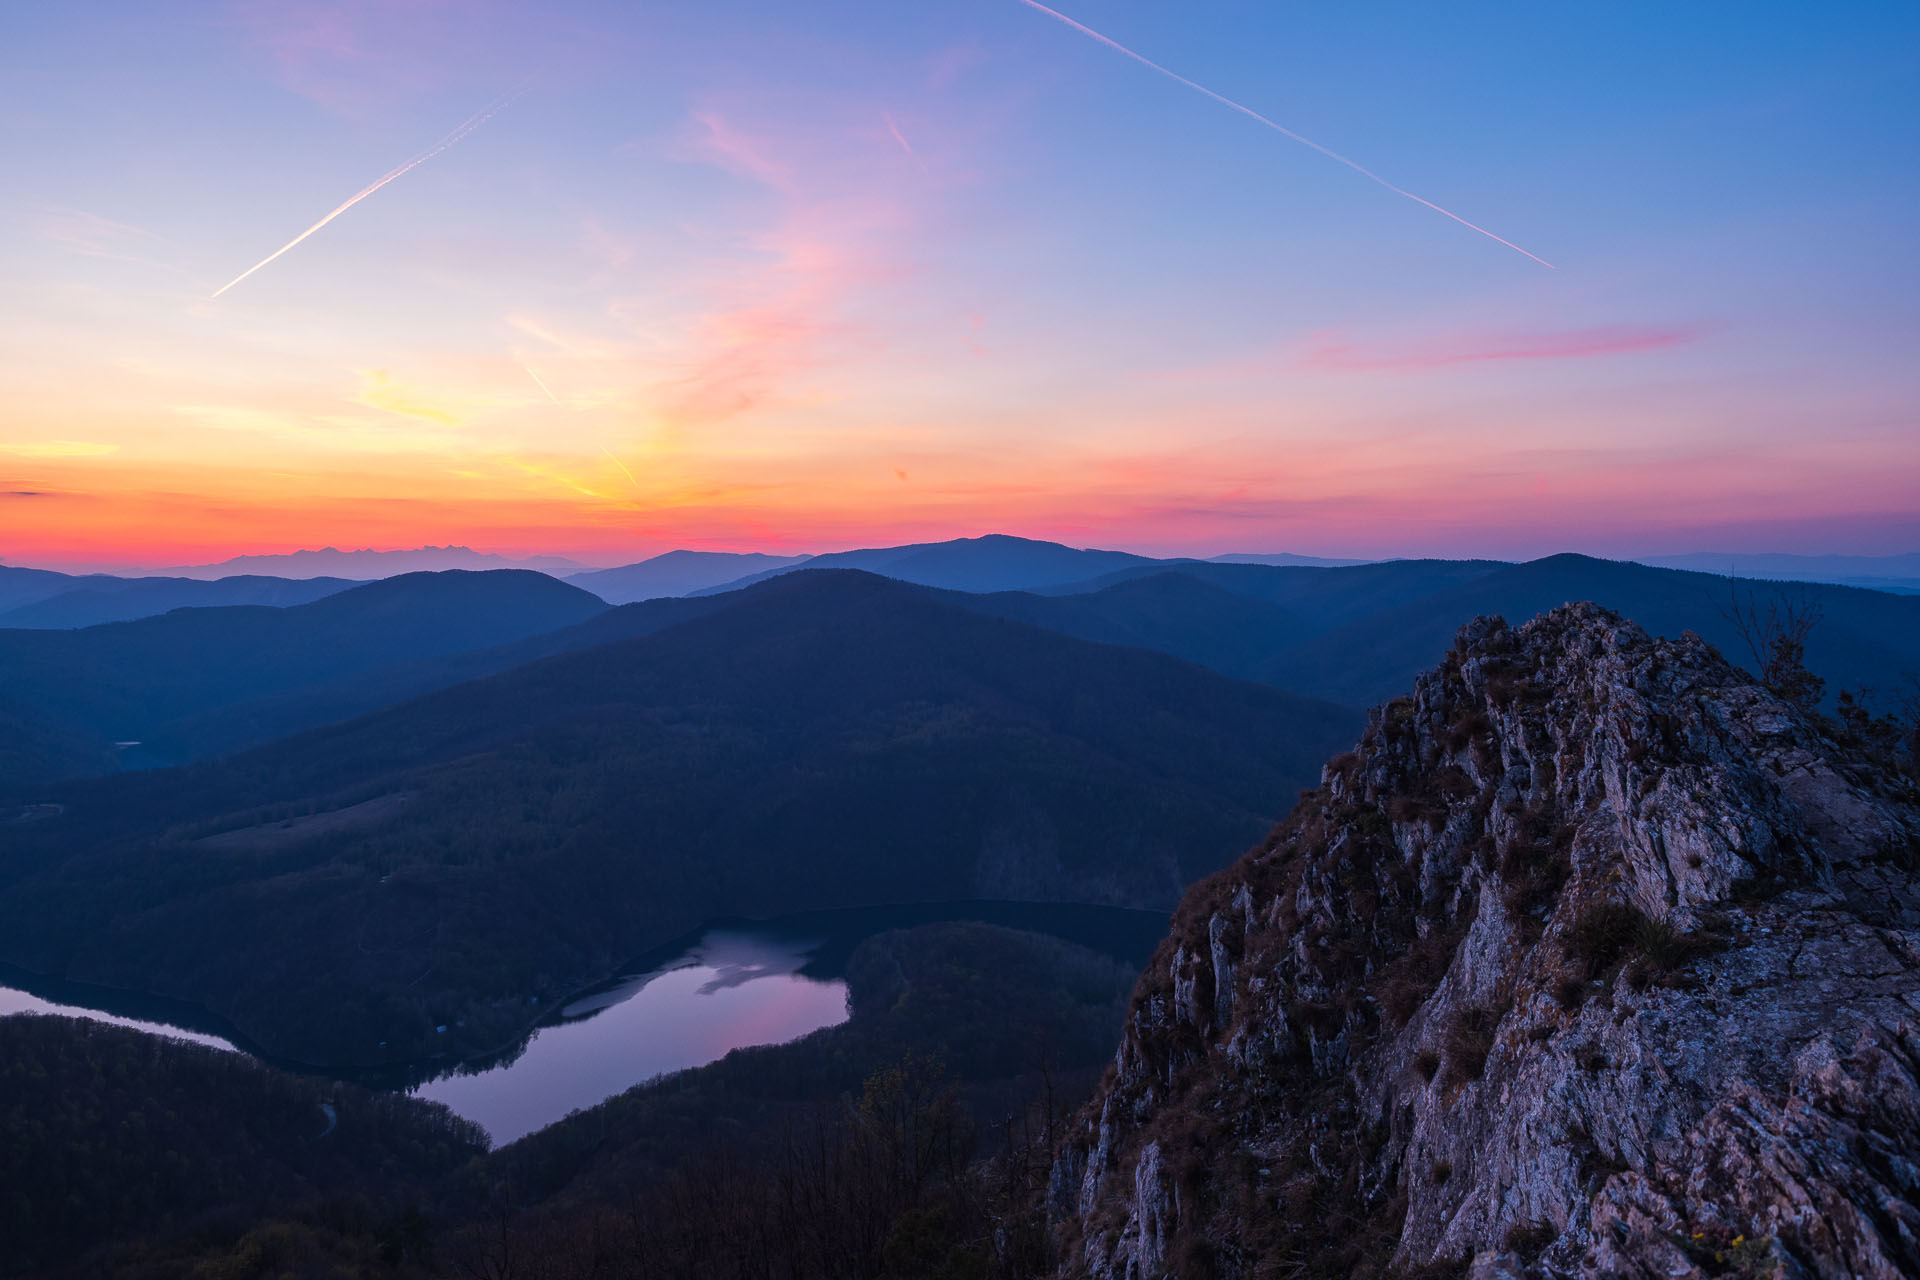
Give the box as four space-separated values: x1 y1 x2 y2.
1302 325 1699 372
1138 324 1699 383
0 440 120 457
629 104 923 428
27 206 163 256
22 205 186 275
232 0 493 117
355 369 465 423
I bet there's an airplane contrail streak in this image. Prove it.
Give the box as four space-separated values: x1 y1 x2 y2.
524 365 563 405
1012 0 1552 268
602 449 641 491
211 86 528 298
882 111 915 156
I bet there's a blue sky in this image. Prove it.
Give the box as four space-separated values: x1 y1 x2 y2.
3 0 1916 568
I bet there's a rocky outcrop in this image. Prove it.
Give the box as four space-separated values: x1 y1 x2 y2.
1054 604 1920 1278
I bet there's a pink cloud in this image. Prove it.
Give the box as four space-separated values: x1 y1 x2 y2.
641 104 937 427
230 0 558 118
1302 325 1699 372
686 110 794 189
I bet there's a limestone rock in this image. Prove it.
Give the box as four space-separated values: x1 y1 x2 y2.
1053 604 1920 1278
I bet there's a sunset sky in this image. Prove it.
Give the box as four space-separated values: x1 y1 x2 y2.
4 1 1916 572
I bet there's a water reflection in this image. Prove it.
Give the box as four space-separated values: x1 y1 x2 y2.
412 929 847 1145
0 984 239 1055
0 901 1166 1148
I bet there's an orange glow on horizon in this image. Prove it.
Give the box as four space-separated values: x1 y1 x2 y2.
5 7 1915 572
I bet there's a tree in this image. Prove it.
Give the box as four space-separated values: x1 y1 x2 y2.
1836 676 1920 780
1722 580 1826 711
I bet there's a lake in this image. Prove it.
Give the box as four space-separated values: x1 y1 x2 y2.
0 900 1164 1146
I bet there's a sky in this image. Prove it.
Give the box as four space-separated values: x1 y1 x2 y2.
3 0 1916 572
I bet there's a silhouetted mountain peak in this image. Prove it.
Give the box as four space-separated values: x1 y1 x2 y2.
299 568 603 619
566 549 813 603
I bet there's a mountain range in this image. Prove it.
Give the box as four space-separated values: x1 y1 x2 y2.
149 545 593 579
10 594 1914 1279
1637 549 1920 592
0 570 1359 1065
0 571 607 782
14 536 1919 636
564 549 811 603
0 568 358 629
2 541 1916 1068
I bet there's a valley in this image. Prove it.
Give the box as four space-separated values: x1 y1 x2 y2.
1 536 1915 1278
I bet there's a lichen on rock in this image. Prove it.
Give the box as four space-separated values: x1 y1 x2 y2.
1052 603 1920 1279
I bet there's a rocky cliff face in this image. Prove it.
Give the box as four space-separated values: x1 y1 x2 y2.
1051 604 1920 1279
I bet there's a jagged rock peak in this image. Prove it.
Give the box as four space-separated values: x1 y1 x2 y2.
1053 602 1920 1280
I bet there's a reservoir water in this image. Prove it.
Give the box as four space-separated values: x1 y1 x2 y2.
0 900 1164 1146
414 927 848 1143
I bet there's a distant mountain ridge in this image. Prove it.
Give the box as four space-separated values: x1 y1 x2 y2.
690 533 1159 595
1633 550 1920 593
6 553 1915 792
1205 551 1371 567
0 570 608 784
13 539 1919 628
0 574 357 629
1255 553 1920 708
148 545 592 580
566 549 812 603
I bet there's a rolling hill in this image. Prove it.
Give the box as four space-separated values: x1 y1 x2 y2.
0 574 358 629
0 565 93 614
566 549 811 602
943 555 1917 711
154 591 734 764
0 570 609 783
930 572 1305 680
1254 553 1920 707
695 533 1158 595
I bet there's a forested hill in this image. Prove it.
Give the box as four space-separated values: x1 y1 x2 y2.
0 570 1360 1066
0 1014 484 1276
943 554 1919 712
3 921 1139 1278
1255 552 1920 708
0 569 608 783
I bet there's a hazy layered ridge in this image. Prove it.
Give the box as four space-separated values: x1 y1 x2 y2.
0 571 1359 1066
566 549 813 603
950 554 1920 711
6 552 1913 797
0 573 360 630
688 534 1160 595
0 570 607 783
1255 553 1920 708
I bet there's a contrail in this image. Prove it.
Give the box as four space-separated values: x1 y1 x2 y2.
882 111 928 173
602 449 641 491
524 365 563 405
211 85 527 298
1012 0 1552 268
882 111 916 157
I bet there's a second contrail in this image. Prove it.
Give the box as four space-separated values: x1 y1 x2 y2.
1013 0 1552 268
211 85 527 298
524 365 563 406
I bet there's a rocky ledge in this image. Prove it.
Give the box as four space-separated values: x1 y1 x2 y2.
1050 603 1920 1279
